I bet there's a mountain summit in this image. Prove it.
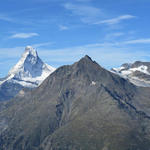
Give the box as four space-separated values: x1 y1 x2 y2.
0 46 55 101
8 46 55 87
112 61 150 87
1 56 150 150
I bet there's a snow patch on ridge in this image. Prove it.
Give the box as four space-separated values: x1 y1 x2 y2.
91 81 96 85
112 63 150 87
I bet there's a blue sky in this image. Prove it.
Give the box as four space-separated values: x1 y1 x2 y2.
0 0 150 77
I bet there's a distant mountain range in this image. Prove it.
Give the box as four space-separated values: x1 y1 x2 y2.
112 61 150 87
0 46 55 101
1 46 150 102
0 55 150 150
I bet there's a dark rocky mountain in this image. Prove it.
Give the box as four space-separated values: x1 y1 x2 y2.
112 61 150 87
0 55 150 150
0 46 55 101
0 81 25 102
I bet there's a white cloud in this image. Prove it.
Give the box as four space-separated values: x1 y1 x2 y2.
105 32 125 40
124 38 150 44
64 3 136 26
95 15 136 25
37 42 150 69
0 14 13 22
59 25 69 31
64 3 101 17
0 47 24 58
10 33 39 39
1 37 150 73
64 3 103 24
32 42 54 48
111 32 125 37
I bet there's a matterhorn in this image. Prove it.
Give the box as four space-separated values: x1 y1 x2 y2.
0 46 55 101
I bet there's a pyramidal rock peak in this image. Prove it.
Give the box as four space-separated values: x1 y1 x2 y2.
0 46 56 101
7 45 55 87
1 55 150 150
8 46 38 76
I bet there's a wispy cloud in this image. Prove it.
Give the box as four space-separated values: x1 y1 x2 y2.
64 3 103 24
59 25 69 31
124 38 150 44
0 14 13 22
0 47 24 58
64 3 136 26
64 3 101 17
0 12 36 25
105 32 125 40
37 42 150 69
95 15 136 25
32 42 54 48
10 33 39 39
1 39 150 74
110 32 125 37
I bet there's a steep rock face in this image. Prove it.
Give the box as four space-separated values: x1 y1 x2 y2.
0 46 55 101
0 56 150 150
112 61 150 87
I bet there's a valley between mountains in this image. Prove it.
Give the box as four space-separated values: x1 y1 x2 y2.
0 47 150 150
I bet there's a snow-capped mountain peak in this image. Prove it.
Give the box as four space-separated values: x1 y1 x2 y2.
1 46 55 89
112 61 150 87
24 46 37 57
8 46 39 76
0 46 56 101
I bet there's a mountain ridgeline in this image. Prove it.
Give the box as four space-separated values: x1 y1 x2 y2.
112 61 150 87
0 46 55 101
0 56 150 150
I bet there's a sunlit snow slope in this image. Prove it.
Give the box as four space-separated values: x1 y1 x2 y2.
0 46 55 101
112 61 150 87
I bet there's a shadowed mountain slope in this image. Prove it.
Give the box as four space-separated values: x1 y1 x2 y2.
0 55 150 150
